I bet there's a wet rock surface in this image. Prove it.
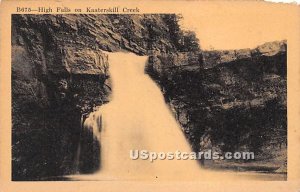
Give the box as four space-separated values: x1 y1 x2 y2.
147 40 287 173
12 13 287 180
11 14 193 180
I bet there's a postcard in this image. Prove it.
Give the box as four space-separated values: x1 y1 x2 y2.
0 0 299 191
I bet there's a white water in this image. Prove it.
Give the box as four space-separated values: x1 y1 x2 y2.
68 52 280 181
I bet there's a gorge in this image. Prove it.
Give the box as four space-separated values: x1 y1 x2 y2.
11 14 287 181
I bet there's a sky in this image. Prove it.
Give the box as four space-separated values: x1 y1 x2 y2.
179 2 296 50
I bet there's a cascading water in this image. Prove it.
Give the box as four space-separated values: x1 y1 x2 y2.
69 52 275 181
73 112 102 174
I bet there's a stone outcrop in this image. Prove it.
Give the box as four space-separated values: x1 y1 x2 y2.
147 40 287 172
12 13 287 181
202 40 287 68
11 14 196 180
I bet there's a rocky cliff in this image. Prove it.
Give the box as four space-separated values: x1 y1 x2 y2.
11 14 197 180
12 13 287 180
147 40 287 172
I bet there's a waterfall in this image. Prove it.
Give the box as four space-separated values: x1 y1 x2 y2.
68 52 246 181
83 111 102 141
73 114 85 174
73 110 102 174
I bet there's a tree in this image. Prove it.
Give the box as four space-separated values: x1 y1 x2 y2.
182 31 200 52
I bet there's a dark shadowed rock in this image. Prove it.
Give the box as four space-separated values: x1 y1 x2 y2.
147 40 287 173
11 14 194 180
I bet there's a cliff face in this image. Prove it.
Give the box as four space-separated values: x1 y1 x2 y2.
147 40 287 171
12 13 287 180
11 14 195 180
12 15 106 180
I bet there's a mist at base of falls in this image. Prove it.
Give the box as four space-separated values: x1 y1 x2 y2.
68 52 270 181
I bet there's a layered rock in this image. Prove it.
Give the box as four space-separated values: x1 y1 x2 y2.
12 13 287 180
11 14 196 180
12 16 108 180
147 40 287 172
202 40 287 68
